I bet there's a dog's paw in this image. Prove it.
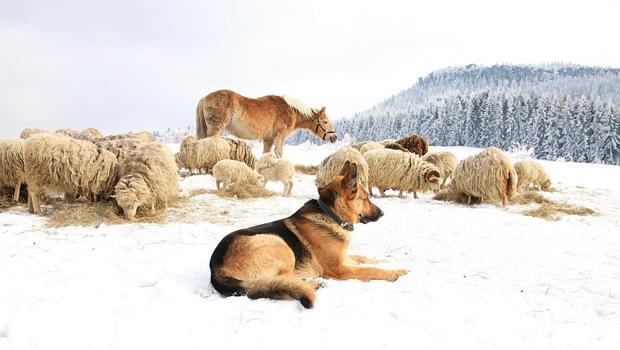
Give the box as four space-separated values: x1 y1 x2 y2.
306 279 326 290
387 269 410 281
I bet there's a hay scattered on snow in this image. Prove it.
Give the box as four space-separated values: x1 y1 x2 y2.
294 164 319 175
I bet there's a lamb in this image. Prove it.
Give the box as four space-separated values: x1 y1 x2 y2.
364 148 441 198
395 134 429 156
255 152 295 196
78 128 105 142
0 139 25 202
212 159 264 190
176 136 256 174
113 143 179 219
20 128 48 139
315 147 369 189
23 133 118 214
55 128 81 138
422 151 458 188
514 160 551 191
94 138 144 162
359 141 385 155
446 147 517 206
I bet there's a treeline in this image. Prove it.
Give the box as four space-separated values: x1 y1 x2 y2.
288 91 620 165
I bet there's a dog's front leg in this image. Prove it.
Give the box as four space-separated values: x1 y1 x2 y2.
326 265 409 282
347 255 386 265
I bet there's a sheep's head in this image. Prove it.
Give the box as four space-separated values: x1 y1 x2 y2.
422 167 442 193
180 135 197 150
175 152 187 169
256 152 278 172
113 175 150 220
255 173 265 186
541 179 551 190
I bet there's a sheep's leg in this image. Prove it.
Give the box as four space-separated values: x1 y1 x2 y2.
262 138 274 154
286 181 293 196
30 192 42 214
379 188 386 197
413 191 418 199
467 195 472 205
13 182 21 202
398 191 404 198
216 181 222 190
28 192 33 212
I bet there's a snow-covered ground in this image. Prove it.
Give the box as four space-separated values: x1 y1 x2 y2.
1 141 619 350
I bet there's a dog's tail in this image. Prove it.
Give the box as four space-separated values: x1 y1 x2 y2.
211 271 316 309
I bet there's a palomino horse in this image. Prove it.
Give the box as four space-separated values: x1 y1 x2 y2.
196 89 337 157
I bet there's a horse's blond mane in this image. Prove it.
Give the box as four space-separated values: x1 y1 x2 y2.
282 95 317 119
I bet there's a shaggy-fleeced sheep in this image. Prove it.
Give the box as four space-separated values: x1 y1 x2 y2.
422 151 458 188
78 128 105 142
20 128 48 139
97 131 155 143
514 160 551 191
0 139 25 202
55 128 81 138
396 134 429 156
212 159 264 190
315 147 369 189
383 142 409 152
23 133 118 214
255 152 295 196
359 141 385 155
364 148 441 198
349 141 371 152
113 143 179 219
446 147 517 206
176 136 256 174
94 138 144 163
379 139 398 145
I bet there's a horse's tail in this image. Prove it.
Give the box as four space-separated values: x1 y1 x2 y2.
196 98 208 139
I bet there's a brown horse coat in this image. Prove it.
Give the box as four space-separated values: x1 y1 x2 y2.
196 90 337 157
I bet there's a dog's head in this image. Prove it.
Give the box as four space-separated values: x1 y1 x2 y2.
318 160 383 224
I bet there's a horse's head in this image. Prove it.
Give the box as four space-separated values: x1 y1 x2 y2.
314 107 337 143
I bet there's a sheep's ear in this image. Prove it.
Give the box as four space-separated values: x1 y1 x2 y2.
426 170 440 183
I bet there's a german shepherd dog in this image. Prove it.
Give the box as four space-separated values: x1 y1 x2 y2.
209 161 409 308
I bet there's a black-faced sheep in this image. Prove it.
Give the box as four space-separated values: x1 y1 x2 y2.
255 152 295 196
0 139 25 202
396 134 429 156
422 151 458 188
315 147 369 189
514 160 551 191
23 133 118 214
212 159 264 190
113 143 179 219
20 128 48 139
447 147 517 206
364 148 441 198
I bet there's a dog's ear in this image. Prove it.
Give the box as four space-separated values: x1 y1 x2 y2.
339 160 352 176
426 170 440 183
341 162 358 193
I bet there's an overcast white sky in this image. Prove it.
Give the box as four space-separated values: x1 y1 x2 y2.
1 0 619 137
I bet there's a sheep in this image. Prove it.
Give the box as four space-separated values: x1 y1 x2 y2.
55 128 81 138
514 160 551 191
212 159 264 190
0 139 25 202
97 131 155 143
349 141 371 152
396 134 429 156
20 128 48 139
383 142 409 152
364 148 441 198
447 147 517 206
23 133 118 214
113 143 179 219
176 136 256 174
359 141 385 155
379 139 398 145
78 128 105 142
94 138 144 162
255 152 295 196
422 151 458 188
315 147 369 189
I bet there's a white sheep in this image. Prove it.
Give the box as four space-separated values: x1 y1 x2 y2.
422 151 458 188
78 128 104 142
113 143 179 219
359 141 385 155
212 159 264 190
514 160 551 191
176 136 256 174
364 148 441 198
0 139 25 202
448 147 517 206
94 138 144 163
315 147 369 189
255 152 295 196
20 128 48 139
23 133 118 214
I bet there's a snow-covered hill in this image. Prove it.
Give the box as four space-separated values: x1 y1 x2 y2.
1 142 619 350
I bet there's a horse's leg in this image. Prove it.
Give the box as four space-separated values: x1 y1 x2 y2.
262 138 274 154
274 136 285 158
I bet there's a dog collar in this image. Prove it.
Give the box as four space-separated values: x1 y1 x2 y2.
317 199 354 231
